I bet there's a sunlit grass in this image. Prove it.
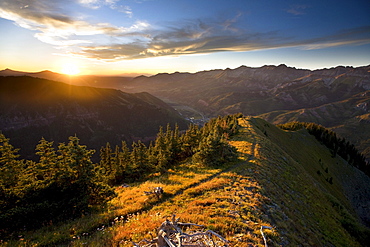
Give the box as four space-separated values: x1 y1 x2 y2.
3 116 365 246
2 162 229 246
111 170 274 246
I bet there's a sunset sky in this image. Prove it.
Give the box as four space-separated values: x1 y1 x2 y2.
1 0 370 75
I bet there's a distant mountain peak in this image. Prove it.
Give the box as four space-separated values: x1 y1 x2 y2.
0 68 27 76
1 68 18 72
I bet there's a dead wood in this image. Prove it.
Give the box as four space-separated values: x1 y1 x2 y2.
133 215 229 247
144 187 164 199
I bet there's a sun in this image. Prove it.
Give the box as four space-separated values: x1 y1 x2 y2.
61 63 80 75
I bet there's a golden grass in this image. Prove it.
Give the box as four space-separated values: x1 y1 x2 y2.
4 116 365 247
111 170 273 246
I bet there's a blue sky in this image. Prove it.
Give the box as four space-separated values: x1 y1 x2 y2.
0 0 369 75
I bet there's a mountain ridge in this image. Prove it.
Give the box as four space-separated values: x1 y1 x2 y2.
2 64 369 161
122 64 370 161
0 76 188 159
5 116 369 246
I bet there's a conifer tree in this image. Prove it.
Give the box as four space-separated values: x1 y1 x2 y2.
99 142 116 184
180 123 201 158
34 138 57 181
57 136 114 208
58 136 95 181
0 133 21 188
130 140 149 178
119 140 132 178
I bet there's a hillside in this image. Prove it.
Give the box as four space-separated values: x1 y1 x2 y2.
3 65 370 161
0 68 134 89
0 76 188 159
122 65 370 161
125 65 370 116
5 116 369 246
259 90 370 159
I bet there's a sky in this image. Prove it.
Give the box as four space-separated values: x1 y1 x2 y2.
0 0 370 75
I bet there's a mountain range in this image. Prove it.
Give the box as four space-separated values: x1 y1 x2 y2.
124 65 370 160
1 64 369 161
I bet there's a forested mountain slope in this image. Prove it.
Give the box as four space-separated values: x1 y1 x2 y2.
0 76 188 159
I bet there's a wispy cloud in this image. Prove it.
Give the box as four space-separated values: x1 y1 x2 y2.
298 26 370 50
77 18 370 61
286 5 310 16
78 0 132 17
77 15 289 60
0 0 140 48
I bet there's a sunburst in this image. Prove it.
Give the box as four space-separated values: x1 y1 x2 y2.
61 63 80 75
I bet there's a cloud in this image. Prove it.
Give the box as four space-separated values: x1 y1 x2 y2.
1 0 370 62
286 5 310 15
78 0 132 17
76 15 280 60
77 20 370 61
297 26 370 50
0 0 140 48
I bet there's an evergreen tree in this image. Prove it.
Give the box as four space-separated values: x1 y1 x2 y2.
99 142 116 184
130 140 150 178
56 136 114 210
34 138 57 181
193 130 237 167
0 133 22 188
180 123 201 158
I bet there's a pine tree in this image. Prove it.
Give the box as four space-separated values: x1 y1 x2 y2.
99 142 115 184
119 140 132 178
56 136 114 208
34 138 57 181
130 140 149 178
58 136 95 181
0 133 22 188
180 124 201 158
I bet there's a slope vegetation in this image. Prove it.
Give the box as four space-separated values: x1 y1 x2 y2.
111 117 370 246
6 117 369 246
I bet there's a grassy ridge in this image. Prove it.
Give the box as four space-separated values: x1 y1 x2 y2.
3 117 369 246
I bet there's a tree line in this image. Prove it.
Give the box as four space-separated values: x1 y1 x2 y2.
0 114 241 236
278 122 369 177
99 114 240 185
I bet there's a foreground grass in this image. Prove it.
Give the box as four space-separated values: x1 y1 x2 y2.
3 117 368 246
2 163 236 246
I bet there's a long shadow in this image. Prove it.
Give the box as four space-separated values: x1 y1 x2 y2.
59 120 258 246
